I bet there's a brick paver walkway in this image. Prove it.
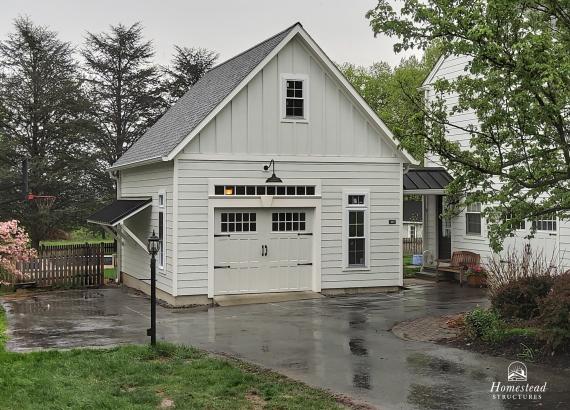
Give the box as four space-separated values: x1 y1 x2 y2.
391 314 462 342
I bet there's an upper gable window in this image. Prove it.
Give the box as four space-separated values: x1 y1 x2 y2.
281 74 308 122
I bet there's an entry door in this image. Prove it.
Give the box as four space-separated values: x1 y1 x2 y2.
214 208 313 295
437 196 451 259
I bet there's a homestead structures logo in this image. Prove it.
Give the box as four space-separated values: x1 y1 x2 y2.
490 361 547 401
508 361 527 381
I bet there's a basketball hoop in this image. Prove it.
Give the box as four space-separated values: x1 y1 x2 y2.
27 194 56 212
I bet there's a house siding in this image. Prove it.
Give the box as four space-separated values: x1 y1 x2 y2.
174 159 403 296
119 162 174 294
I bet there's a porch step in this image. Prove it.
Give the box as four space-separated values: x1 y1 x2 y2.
214 291 324 307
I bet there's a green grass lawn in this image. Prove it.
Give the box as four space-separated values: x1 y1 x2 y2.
41 227 113 246
0 307 341 409
403 255 421 278
104 267 117 280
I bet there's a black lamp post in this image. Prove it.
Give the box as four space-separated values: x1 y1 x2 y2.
147 230 160 346
263 159 283 183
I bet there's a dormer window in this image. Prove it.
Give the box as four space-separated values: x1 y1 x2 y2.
281 74 308 122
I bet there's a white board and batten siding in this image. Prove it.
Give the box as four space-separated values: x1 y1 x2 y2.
119 162 174 294
174 159 403 296
184 37 394 159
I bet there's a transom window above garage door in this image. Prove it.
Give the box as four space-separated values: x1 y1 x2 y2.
221 212 256 233
214 185 316 196
272 212 306 232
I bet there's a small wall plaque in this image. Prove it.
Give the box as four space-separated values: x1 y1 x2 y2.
389 219 397 225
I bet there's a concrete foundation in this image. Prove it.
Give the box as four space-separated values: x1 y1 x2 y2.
121 271 212 306
321 286 401 296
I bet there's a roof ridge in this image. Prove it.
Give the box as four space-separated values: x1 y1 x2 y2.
207 22 299 73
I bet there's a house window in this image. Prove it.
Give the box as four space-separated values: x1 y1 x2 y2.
343 191 369 269
272 212 306 232
158 192 166 269
506 213 525 230
281 74 308 121
532 214 557 232
221 212 256 233
465 202 482 236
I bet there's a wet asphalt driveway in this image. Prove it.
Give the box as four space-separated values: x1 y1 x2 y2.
2 282 569 409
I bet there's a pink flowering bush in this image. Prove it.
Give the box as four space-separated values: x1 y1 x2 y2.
0 220 36 285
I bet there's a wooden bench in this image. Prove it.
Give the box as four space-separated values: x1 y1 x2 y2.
436 251 481 286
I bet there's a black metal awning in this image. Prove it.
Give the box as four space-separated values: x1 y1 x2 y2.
87 198 152 227
403 167 453 192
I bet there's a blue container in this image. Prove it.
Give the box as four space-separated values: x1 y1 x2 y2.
412 254 423 266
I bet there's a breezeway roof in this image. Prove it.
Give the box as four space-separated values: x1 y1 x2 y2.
403 168 453 192
87 198 152 227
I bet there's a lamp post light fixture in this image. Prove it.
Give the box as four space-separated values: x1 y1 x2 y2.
147 230 160 346
263 159 283 183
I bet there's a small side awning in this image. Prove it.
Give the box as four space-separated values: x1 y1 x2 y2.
87 198 152 227
403 167 453 195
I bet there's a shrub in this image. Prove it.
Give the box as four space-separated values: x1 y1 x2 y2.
539 272 570 352
491 275 554 320
464 308 506 344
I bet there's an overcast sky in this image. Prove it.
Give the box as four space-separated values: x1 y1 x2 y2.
0 0 418 68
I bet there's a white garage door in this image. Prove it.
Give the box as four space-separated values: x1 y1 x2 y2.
214 208 313 295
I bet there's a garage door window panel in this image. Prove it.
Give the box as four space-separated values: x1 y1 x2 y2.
221 212 256 233
272 212 306 232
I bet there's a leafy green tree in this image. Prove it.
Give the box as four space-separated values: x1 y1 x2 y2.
82 23 163 168
163 46 218 102
341 45 440 160
367 0 570 250
0 17 98 247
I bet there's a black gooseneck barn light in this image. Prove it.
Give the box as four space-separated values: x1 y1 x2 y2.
263 159 283 183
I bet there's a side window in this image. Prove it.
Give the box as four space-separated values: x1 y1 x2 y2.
343 191 370 269
532 214 557 232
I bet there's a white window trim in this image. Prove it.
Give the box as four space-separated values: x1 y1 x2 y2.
533 215 558 232
280 73 309 123
158 190 166 270
465 202 482 236
342 189 370 271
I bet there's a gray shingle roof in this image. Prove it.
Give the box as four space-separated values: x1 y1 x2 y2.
112 23 298 169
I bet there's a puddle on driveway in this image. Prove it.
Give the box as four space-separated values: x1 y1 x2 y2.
406 352 465 376
408 383 468 409
348 338 368 357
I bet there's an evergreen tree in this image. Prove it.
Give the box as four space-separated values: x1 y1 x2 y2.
0 17 97 247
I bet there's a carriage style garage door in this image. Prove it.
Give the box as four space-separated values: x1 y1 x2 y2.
214 208 313 295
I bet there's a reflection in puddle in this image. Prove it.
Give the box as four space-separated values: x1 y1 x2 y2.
408 383 467 409
349 338 368 356
406 353 465 376
353 368 371 390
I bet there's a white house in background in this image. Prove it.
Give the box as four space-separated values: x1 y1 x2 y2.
419 55 569 271
88 23 416 306
402 199 423 239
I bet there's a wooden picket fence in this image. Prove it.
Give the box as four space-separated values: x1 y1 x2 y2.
403 238 423 256
15 242 116 288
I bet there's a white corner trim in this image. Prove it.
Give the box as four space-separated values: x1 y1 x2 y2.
121 223 149 253
172 159 179 296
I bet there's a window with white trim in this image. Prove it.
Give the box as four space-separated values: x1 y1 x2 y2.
281 74 308 121
465 202 482 236
343 191 369 269
158 192 166 269
532 214 557 232
506 212 525 230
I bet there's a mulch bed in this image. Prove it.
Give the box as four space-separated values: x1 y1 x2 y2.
440 323 570 369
